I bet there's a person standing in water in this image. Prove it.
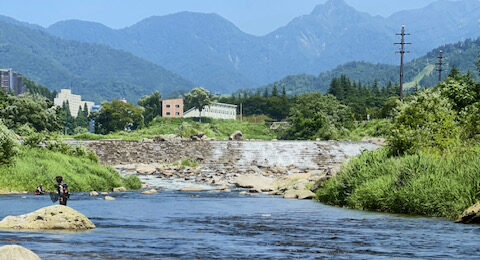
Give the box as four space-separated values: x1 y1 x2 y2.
54 176 69 206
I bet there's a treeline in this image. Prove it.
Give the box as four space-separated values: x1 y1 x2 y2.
218 85 291 121
327 75 401 120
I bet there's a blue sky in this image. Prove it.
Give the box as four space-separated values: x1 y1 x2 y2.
0 0 445 35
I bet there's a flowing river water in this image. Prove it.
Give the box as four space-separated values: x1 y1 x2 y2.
1 190 480 259
1 141 480 259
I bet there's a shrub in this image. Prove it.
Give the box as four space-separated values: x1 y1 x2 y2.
316 147 480 219
0 121 19 165
23 131 47 148
387 90 460 155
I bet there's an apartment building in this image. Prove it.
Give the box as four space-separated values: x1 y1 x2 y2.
162 98 184 118
54 89 94 118
183 102 237 120
0 69 25 95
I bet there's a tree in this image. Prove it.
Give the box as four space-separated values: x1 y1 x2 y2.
0 93 61 132
138 91 162 125
282 93 354 140
478 50 480 75
184 88 214 121
93 100 144 134
0 120 19 165
272 84 279 97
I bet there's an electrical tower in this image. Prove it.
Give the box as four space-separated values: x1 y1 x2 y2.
436 50 443 83
395 25 411 101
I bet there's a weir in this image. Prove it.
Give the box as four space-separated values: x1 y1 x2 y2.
86 140 379 173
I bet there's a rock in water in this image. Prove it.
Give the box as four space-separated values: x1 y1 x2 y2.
456 202 480 224
0 205 95 231
113 187 126 192
0 245 41 260
141 189 158 194
89 191 99 196
229 131 243 141
136 165 156 175
180 187 204 192
104 196 116 200
234 175 274 192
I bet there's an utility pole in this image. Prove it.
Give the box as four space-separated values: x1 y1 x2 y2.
240 103 243 122
395 24 411 101
436 50 443 83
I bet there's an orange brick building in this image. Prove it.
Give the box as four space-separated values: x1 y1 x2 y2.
162 98 184 118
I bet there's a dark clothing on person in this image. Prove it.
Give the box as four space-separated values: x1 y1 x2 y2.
35 185 45 195
55 180 69 206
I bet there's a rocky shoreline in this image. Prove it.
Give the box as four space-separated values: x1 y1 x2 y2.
113 159 339 200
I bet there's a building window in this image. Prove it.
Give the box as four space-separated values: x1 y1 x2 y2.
175 105 180 108
175 112 180 115
166 112 171 115
166 105 171 108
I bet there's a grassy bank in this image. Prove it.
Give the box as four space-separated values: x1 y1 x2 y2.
73 117 277 141
0 147 141 192
341 119 390 141
315 146 480 219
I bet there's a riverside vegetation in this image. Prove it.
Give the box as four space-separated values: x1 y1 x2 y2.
315 63 480 220
0 89 141 192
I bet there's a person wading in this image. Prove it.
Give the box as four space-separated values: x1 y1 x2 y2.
54 176 70 206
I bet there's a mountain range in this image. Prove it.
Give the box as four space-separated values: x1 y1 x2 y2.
45 0 480 92
0 0 479 102
0 16 195 103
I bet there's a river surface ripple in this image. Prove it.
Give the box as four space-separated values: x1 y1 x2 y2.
1 191 479 259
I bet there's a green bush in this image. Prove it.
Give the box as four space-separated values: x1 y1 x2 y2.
0 121 19 165
23 131 47 148
387 90 460 155
281 93 354 140
316 146 480 219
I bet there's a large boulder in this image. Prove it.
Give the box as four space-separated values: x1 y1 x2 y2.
456 202 480 224
0 205 95 231
229 131 243 141
0 245 41 260
234 175 274 192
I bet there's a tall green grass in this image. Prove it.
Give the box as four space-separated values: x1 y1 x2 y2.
73 117 277 141
316 146 480 219
341 119 391 141
0 147 141 192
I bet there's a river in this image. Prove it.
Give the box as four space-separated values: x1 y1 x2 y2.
1 189 479 259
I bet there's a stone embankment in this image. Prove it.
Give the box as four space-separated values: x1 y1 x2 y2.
87 138 378 199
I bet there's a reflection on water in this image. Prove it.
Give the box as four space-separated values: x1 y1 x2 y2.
1 192 480 259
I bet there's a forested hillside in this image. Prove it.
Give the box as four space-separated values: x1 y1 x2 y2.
250 38 480 96
0 19 194 103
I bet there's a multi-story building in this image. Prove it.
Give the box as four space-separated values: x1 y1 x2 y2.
162 98 184 118
0 69 25 95
54 89 95 118
183 102 237 120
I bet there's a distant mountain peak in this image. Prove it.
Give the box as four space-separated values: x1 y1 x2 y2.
310 0 355 16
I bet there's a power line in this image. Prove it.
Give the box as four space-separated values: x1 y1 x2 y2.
395 24 411 101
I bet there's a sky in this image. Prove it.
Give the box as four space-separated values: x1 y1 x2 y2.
0 0 446 35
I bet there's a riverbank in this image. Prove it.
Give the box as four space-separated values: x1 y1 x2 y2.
73 117 277 141
314 146 480 220
0 147 141 193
